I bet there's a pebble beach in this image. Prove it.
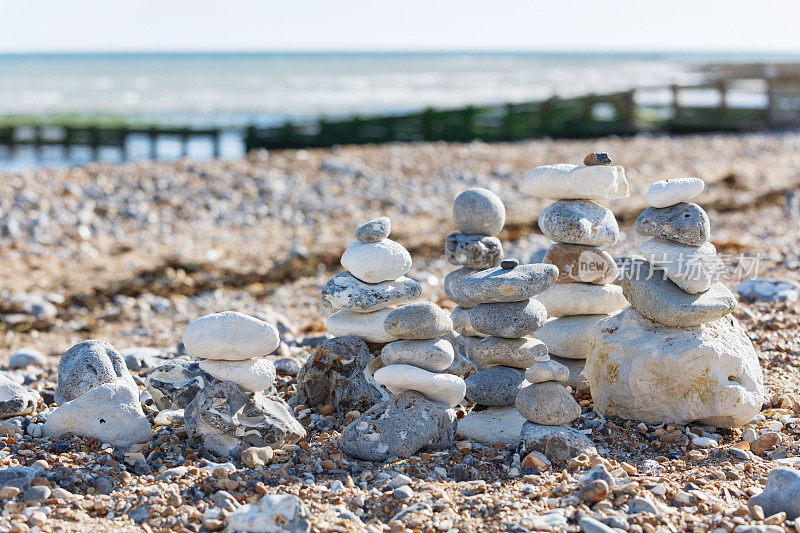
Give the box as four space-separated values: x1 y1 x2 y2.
2 132 800 532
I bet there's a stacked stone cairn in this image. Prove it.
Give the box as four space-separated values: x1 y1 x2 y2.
329 218 465 461
444 188 505 365
180 311 305 460
523 153 629 363
586 177 765 427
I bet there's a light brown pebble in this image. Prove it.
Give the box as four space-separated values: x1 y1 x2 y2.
522 451 551 471
750 505 765 520
751 432 781 455
203 519 224 531
0 486 20 499
583 152 612 166
764 512 786 525
241 446 274 468
579 479 609 502
320 459 337 470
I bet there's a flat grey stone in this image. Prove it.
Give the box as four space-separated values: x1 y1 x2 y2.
384 301 453 340
444 267 479 309
538 200 619 247
452 188 506 236
621 259 736 327
445 233 503 269
749 467 800 520
321 272 421 313
462 264 558 303
9 348 48 369
381 338 454 372
185 381 306 460
500 258 519 269
516 382 580 425
471 336 548 369
340 391 457 461
469 299 547 338
0 372 36 419
465 365 525 406
525 359 569 384
291 336 385 414
56 340 138 404
146 360 214 410
635 202 710 246
0 466 44 491
356 216 391 243
519 421 597 463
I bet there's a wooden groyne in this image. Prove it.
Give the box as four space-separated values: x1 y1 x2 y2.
1 69 798 161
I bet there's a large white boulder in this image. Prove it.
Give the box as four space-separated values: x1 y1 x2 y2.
183 312 280 361
535 283 627 316
534 314 615 359
340 239 412 283
522 164 629 200
585 307 764 427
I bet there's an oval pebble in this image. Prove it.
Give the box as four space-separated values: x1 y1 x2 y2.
374 364 466 407
183 312 280 361
452 188 506 236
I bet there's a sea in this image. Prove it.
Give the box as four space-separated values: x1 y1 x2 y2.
0 51 796 170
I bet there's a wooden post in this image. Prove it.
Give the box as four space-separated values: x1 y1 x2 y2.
212 130 221 159
502 103 513 141
148 127 158 160
670 84 681 122
621 90 635 130
422 108 434 140
717 80 728 123
766 78 777 127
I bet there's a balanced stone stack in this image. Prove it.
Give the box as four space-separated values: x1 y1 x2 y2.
443 188 505 362
181 311 306 459
585 177 765 427
522 154 629 362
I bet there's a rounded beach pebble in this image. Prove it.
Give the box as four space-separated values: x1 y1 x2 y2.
469 299 547 338
452 188 506 236
321 272 421 312
543 243 619 285
183 311 280 361
635 202 710 246
341 239 412 283
384 301 453 340
462 264 558 303
646 178 704 208
538 200 619 247
515 382 581 425
199 358 276 392
525 359 570 384
465 366 526 406
374 364 466 407
535 283 627 316
444 233 503 269
326 308 398 343
381 339 455 372
471 336 549 369
355 216 391 243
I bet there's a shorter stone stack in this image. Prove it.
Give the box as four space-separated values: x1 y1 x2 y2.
323 217 419 344
585 177 765 428
181 311 306 459
443 188 505 360
522 153 629 361
462 259 556 410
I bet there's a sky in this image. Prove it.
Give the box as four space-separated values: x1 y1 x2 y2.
1 0 800 54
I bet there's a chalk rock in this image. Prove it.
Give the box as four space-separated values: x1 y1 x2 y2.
535 283 627 316
516 382 581 425
538 200 619 247
470 299 548 338
445 234 503 269
384 301 453 340
43 382 151 446
355 217 391 243
374 365 465 407
321 272 421 313
525 359 570 384
462 264 558 303
326 308 398 343
225 494 311 533
291 336 385 414
519 421 597 463
341 239 412 283
9 348 48 369
585 307 764 427
457 406 526 446
523 164 630 201
452 188 506 236
185 381 305 459
451 306 487 338
381 339 455 372
640 238 722 294
444 267 479 308
183 312 280 361
465 366 526 406
748 468 800 520
635 202 710 246
56 340 138 404
199 359 276 392
471 336 549 369
146 360 213 410
341 391 457 461
534 314 613 359
543 243 619 285
646 178 705 208
621 259 736 327
0 372 36 419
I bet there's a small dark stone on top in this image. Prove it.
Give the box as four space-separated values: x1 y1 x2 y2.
583 152 612 166
500 258 519 270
